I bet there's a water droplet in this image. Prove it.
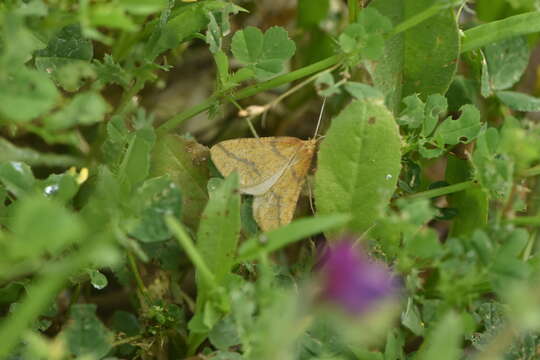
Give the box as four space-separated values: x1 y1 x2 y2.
92 282 106 290
44 184 59 196
385 174 393 180
11 162 23 172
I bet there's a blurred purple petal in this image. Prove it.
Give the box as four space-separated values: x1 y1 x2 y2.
318 240 400 315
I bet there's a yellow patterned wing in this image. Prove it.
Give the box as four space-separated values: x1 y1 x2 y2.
252 139 317 231
210 137 305 194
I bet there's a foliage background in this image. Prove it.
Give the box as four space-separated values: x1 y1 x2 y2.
1 0 540 359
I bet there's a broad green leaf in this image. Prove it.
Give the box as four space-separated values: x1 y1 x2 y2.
496 90 540 111
231 26 295 79
7 195 85 260
34 24 94 92
130 176 182 243
197 173 240 287
151 134 210 230
446 156 488 237
484 36 529 91
0 162 36 197
44 91 110 130
499 116 540 171
417 312 463 360
0 68 59 122
298 0 329 28
236 214 351 263
39 172 79 204
63 304 113 359
118 123 156 191
315 100 401 233
434 105 482 146
0 139 80 168
368 0 459 111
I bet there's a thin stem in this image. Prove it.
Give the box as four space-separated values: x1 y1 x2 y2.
348 0 358 23
166 215 217 290
505 215 540 226
156 55 343 134
403 181 476 200
127 251 148 295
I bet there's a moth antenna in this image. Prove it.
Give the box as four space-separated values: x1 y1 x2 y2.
314 97 326 138
308 177 315 216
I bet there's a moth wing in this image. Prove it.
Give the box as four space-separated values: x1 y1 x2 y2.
210 137 304 190
252 140 316 231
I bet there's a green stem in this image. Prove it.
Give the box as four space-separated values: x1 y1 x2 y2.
157 55 343 134
404 181 476 200
116 78 146 115
348 0 358 23
521 164 540 178
461 11 540 53
166 216 217 290
127 251 148 295
505 215 540 226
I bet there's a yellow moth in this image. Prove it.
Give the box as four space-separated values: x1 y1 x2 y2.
210 137 317 232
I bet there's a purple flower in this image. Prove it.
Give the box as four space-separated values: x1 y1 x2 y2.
317 240 400 315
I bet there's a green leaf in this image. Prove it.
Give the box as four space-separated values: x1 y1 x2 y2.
315 100 401 233
130 176 182 243
209 316 240 350
417 312 463 360
196 173 240 287
401 298 424 336
0 162 36 197
111 311 141 336
434 105 482 146
368 0 459 111
484 36 529 91
63 304 113 359
344 82 385 102
446 156 489 237
496 90 540 111
0 68 59 122
0 138 80 168
94 54 131 88
144 1 228 61
151 135 210 230
44 91 110 130
472 128 514 200
236 214 351 263
118 119 156 191
315 72 341 97
39 172 79 204
298 0 329 28
231 26 295 79
7 195 85 260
